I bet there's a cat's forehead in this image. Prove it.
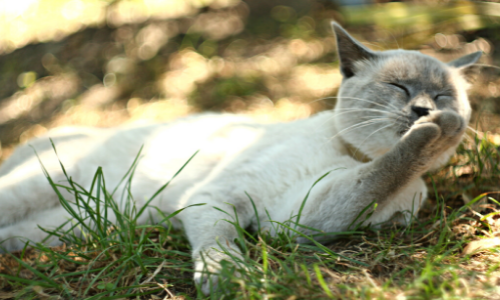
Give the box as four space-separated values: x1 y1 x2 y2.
375 51 451 88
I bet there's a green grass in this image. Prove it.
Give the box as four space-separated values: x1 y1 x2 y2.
0 132 500 299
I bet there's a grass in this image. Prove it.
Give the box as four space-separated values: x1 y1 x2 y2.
0 130 499 300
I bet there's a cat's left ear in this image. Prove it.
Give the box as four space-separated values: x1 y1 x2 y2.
331 21 376 78
448 51 482 81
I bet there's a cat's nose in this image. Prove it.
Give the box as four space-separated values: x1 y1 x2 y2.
411 106 431 118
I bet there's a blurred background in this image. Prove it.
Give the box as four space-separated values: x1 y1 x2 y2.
0 0 499 160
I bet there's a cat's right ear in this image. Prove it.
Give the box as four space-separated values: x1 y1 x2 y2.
447 51 482 83
331 22 375 78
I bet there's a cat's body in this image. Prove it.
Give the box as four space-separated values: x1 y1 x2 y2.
0 23 481 294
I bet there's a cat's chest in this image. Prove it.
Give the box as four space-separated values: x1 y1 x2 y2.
206 117 359 197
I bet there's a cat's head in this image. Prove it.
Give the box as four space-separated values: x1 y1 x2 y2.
332 22 481 168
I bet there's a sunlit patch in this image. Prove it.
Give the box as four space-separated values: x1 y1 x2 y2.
160 50 213 98
286 65 342 98
127 98 194 122
0 0 242 54
246 97 312 122
19 124 47 144
61 0 84 20
0 0 38 20
489 133 500 146
0 75 79 125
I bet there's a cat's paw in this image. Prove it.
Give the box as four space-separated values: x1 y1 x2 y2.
403 119 441 150
403 110 466 165
193 259 221 295
408 110 465 146
415 110 465 138
193 245 244 295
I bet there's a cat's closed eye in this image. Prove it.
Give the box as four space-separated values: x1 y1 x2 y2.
386 82 410 97
434 94 453 102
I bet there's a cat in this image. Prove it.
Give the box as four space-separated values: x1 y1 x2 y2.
0 22 481 294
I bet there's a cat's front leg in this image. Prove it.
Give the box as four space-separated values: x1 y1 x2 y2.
293 110 465 235
179 198 253 295
359 110 465 210
361 110 465 222
192 241 245 295
368 109 465 185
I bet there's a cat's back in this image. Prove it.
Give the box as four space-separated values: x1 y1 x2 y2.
0 113 252 178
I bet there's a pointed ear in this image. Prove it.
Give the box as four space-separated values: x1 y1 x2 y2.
448 51 482 68
331 21 375 78
448 51 482 82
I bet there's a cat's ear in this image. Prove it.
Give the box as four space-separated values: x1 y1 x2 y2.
331 21 375 78
448 51 482 82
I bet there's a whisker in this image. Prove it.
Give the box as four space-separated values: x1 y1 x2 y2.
340 96 400 111
352 123 394 158
361 42 385 50
328 120 387 142
463 134 475 144
334 107 397 113
388 31 400 50
314 96 399 111
306 97 337 105
359 114 399 120
334 108 387 114
315 109 388 128
472 63 500 71
333 108 401 119
466 126 481 136
359 117 394 123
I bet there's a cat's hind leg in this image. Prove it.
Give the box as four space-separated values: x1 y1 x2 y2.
0 130 97 227
0 154 69 227
0 205 78 252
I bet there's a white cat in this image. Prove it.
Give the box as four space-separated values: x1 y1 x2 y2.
0 23 481 294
